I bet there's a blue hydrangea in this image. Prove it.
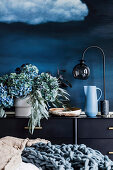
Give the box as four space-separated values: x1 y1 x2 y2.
0 83 13 108
8 73 33 98
20 64 39 79
9 64 39 98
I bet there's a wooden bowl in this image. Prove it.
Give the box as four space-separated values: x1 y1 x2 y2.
49 108 81 117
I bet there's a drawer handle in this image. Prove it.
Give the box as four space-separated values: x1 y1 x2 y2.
108 152 113 155
108 127 113 130
24 127 42 130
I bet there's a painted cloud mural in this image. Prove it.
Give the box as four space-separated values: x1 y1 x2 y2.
0 0 88 24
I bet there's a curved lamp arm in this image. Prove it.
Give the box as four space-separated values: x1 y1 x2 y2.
82 45 106 100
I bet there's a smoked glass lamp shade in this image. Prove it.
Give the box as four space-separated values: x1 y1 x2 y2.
73 60 90 80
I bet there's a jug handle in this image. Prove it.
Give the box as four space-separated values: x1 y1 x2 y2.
96 88 102 101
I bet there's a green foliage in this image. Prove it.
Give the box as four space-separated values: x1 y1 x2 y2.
0 107 6 117
28 72 69 134
28 90 49 134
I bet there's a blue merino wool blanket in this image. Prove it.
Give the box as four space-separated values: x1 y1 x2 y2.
22 142 113 170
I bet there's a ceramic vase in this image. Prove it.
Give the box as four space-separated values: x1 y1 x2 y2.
15 97 31 117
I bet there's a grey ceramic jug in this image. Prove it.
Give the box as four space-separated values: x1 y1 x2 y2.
84 86 102 117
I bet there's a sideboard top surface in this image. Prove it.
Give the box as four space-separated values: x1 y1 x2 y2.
1 114 113 119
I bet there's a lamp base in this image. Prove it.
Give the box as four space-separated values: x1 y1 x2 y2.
100 100 109 115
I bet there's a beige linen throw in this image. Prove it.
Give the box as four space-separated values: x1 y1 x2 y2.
0 136 49 170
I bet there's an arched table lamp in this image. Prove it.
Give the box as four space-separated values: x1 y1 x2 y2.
73 45 109 115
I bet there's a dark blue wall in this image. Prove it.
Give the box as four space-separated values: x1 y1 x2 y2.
0 0 113 110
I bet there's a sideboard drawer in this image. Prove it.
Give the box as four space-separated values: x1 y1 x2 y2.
0 118 74 144
78 118 113 139
27 118 74 143
78 138 113 160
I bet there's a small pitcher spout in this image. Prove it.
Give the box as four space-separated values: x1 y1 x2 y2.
84 86 88 96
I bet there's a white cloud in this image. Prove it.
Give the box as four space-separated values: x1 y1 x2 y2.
0 0 88 24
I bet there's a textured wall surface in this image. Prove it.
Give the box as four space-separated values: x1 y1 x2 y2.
0 0 113 110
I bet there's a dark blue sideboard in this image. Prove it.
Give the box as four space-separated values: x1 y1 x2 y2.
0 116 113 160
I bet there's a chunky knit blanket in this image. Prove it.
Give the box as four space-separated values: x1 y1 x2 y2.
22 142 113 170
